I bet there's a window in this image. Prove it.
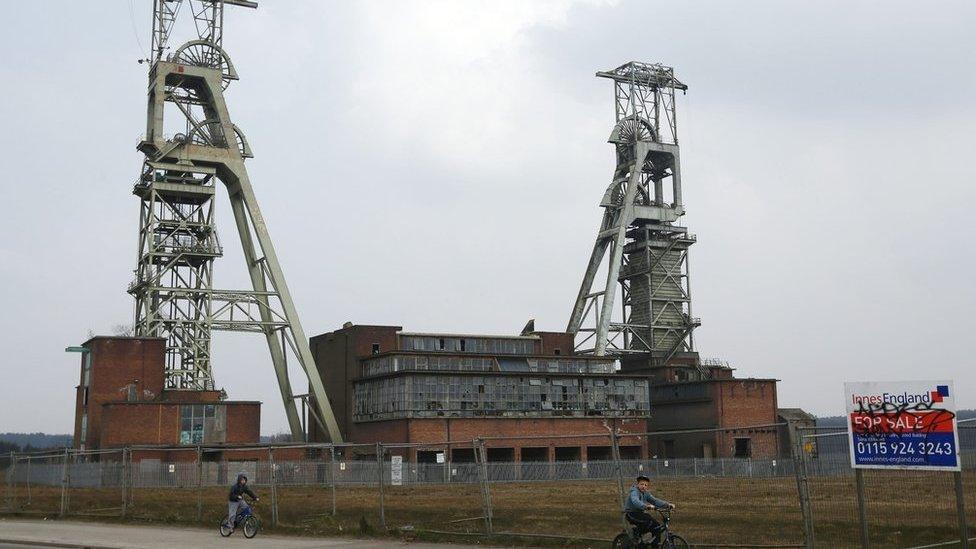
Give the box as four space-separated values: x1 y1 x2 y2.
459 339 466 352
82 387 89 407
734 437 752 458
438 338 445 350
371 343 380 355
554 349 561 355
80 413 88 443
82 353 92 387
663 440 675 459
180 405 208 444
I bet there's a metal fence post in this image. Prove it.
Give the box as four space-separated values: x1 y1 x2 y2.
196 446 203 522
443 443 450 484
121 447 128 517
59 448 69 517
609 429 628 530
376 442 386 530
25 455 31 507
954 471 970 549
474 439 494 534
328 445 336 516
268 447 278 527
791 430 814 549
5 452 15 511
854 468 870 549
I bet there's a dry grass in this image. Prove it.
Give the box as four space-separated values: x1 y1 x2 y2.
3 472 974 548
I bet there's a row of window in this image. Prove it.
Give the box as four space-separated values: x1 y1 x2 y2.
361 355 616 377
353 374 649 421
399 335 537 355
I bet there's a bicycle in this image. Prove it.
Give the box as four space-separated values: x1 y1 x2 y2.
611 508 688 549
219 498 261 539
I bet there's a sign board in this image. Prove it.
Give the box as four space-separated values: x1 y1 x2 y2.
844 380 960 471
435 452 445 464
391 455 403 486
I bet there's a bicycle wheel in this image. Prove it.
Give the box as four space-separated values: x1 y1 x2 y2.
662 533 689 549
243 516 260 538
611 532 635 549
218 520 233 537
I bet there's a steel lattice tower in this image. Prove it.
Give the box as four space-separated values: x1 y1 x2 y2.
568 62 699 367
128 0 342 442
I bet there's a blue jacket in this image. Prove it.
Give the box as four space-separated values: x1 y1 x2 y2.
625 486 670 513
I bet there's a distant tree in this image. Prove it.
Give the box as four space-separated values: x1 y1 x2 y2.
266 432 294 443
113 323 135 337
0 440 20 469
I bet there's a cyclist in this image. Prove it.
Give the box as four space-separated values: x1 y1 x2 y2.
625 475 675 548
224 473 259 531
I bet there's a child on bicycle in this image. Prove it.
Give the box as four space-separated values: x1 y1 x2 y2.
625 475 675 547
225 473 259 531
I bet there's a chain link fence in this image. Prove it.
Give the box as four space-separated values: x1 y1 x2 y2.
796 420 975 548
4 422 974 547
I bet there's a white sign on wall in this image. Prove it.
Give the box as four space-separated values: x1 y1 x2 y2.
844 380 960 471
391 455 403 486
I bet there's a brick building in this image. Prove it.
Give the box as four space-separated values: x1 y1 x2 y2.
72 336 262 454
623 352 780 458
308 324 650 462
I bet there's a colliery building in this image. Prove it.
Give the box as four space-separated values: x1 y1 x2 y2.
72 336 262 457
308 324 650 462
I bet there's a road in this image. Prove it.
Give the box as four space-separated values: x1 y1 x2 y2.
0 519 492 549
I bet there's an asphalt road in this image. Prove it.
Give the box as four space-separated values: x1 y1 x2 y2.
0 518 494 549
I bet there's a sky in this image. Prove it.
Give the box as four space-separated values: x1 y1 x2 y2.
1 0 974 434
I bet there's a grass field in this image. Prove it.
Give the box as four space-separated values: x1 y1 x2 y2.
3 472 974 548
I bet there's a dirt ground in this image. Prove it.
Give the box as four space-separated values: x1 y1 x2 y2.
3 473 974 548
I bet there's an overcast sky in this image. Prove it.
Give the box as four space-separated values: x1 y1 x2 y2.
1 1 974 434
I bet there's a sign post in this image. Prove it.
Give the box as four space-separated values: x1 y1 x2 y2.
844 380 964 548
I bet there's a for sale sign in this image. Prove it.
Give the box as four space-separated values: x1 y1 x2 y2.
844 381 960 471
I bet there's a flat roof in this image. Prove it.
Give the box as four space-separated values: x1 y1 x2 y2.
398 331 540 340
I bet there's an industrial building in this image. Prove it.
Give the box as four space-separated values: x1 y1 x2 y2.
72 336 262 454
68 0 810 463
307 324 649 462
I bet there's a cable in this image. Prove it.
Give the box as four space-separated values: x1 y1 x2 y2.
128 0 149 61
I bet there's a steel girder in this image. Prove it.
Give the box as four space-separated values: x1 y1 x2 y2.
568 62 698 364
132 0 342 443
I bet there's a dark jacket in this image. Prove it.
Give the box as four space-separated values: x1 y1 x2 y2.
228 474 258 502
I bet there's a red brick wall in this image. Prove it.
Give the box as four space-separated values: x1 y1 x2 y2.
76 337 166 450
533 332 574 356
714 379 779 458
100 403 180 447
226 403 261 444
345 417 647 461
99 401 261 448
309 325 401 442
160 390 223 403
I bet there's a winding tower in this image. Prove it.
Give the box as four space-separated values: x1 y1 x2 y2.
568 62 700 369
128 0 342 442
